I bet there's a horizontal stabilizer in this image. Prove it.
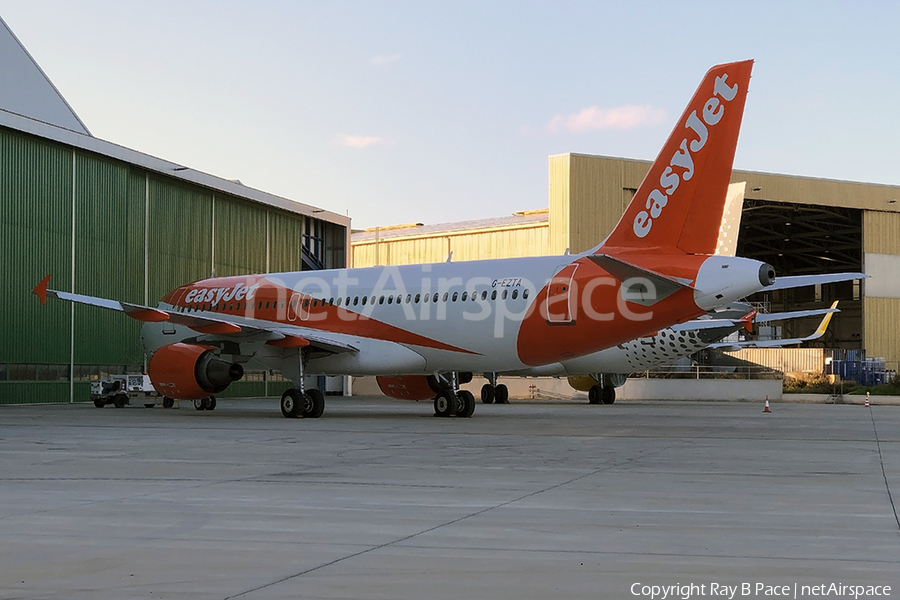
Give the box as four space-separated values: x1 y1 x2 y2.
767 273 866 291
712 301 838 349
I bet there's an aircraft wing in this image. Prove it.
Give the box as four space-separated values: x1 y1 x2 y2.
33 275 358 354
710 301 838 349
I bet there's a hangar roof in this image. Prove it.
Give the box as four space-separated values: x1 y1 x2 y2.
352 210 547 243
0 16 89 135
0 16 348 228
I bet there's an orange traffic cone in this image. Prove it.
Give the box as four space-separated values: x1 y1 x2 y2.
763 396 771 413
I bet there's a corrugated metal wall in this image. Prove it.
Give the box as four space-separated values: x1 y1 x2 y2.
1 126 345 404
73 153 145 365
147 179 213 301
863 297 900 366
351 222 549 268
725 348 825 374
269 211 303 273
1 131 72 365
213 197 267 277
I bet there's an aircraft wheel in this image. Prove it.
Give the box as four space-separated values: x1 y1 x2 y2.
433 391 457 417
302 389 325 418
207 396 217 411
480 384 494 404
601 386 616 405
162 397 174 409
457 390 476 418
113 394 127 408
93 399 105 408
495 384 509 404
588 385 601 404
194 398 206 411
280 389 303 418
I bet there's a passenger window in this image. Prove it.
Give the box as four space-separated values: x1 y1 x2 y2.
501 290 507 300
512 289 518 300
433 293 439 303
523 289 530 299
481 291 487 300
387 296 392 304
442 293 448 302
461 291 468 301
452 292 458 301
491 290 497 300
362 296 368 305
423 294 429 303
405 294 411 303
353 297 359 306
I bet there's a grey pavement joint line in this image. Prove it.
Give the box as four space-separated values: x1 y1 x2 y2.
869 407 900 532
223 441 685 599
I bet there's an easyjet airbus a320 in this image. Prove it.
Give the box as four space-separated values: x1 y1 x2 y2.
37 60 795 418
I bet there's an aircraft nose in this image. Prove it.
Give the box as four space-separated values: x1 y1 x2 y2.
759 263 776 286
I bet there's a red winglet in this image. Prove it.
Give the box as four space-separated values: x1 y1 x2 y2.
739 309 758 333
33 274 51 305
266 335 310 348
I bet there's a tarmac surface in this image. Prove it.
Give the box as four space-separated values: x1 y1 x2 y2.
1 396 898 600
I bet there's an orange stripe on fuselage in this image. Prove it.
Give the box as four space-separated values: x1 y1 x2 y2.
516 255 706 366
163 276 480 356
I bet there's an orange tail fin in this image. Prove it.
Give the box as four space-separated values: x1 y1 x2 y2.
600 60 753 255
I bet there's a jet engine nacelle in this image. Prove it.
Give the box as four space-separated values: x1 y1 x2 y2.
148 343 243 400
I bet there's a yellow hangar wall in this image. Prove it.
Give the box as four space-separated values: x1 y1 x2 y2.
351 213 550 267
862 211 900 364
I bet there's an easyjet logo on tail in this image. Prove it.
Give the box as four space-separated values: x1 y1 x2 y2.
632 73 739 239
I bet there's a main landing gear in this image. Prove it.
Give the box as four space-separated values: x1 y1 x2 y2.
588 385 616 405
280 348 325 419
431 372 475 418
480 373 509 404
280 388 325 419
193 396 217 411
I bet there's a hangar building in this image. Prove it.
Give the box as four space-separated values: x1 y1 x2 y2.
352 153 900 370
0 17 349 403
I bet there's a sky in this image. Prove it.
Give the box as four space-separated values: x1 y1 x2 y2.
1 1 899 229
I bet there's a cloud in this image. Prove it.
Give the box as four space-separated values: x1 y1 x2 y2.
370 54 401 65
545 104 667 134
335 134 393 149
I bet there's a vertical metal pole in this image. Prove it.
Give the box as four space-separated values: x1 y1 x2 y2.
144 175 149 306
210 195 216 278
265 211 270 273
143 174 150 373
70 152 76 403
